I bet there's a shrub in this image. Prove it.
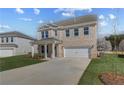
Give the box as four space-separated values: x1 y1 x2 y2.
118 54 124 58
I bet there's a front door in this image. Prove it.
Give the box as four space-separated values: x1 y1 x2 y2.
41 45 49 57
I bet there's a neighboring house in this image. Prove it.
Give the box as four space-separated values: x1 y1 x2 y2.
97 38 112 51
119 40 124 51
31 15 98 59
0 31 36 57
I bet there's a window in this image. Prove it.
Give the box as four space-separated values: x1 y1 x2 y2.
84 27 89 35
65 29 70 37
42 31 45 38
1 37 4 43
11 37 14 42
42 31 49 39
6 37 8 43
55 30 57 36
45 31 48 38
74 28 79 36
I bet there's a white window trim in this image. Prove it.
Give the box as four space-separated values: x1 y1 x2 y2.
11 37 14 42
84 27 89 35
74 28 79 36
55 30 57 36
65 29 70 37
1 37 4 43
42 31 49 39
42 31 45 39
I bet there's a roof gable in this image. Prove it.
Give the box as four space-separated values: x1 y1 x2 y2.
0 31 35 40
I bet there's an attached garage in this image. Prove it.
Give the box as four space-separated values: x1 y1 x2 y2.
0 44 17 58
0 49 14 57
64 47 89 58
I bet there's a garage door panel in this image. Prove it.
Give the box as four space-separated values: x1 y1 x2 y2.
0 49 14 57
64 48 89 58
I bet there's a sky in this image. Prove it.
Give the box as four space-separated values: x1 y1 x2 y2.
0 8 124 38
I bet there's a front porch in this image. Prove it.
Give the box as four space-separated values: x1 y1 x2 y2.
31 38 63 59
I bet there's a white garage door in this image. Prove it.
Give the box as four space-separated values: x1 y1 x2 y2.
64 48 89 58
0 49 14 57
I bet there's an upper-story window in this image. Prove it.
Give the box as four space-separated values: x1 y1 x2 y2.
74 28 79 36
84 27 89 35
42 31 45 38
1 37 4 43
45 31 48 38
6 37 9 43
11 37 14 42
65 29 70 37
42 31 49 39
55 30 57 36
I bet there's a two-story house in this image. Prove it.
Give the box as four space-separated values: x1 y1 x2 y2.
0 31 36 57
31 15 98 59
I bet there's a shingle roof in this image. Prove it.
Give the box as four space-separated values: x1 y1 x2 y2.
0 44 18 48
38 15 97 31
55 14 97 26
0 31 35 40
32 38 62 45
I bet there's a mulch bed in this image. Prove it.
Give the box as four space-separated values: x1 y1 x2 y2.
98 72 124 85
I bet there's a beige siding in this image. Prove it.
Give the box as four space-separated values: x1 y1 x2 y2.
0 36 36 56
15 37 36 55
38 22 97 58
60 25 97 58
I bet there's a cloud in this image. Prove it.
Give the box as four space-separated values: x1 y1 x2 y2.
49 20 54 23
99 14 105 20
54 8 92 17
34 8 40 15
109 14 116 19
55 8 75 17
62 12 74 17
18 18 32 21
16 8 24 14
100 21 108 26
38 20 43 24
89 8 92 12
0 24 11 29
54 8 92 13
82 8 92 12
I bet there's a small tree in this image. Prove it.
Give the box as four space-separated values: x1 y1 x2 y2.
97 38 112 51
105 34 124 51
119 40 124 51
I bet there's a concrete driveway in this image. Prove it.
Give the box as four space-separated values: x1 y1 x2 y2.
0 57 90 85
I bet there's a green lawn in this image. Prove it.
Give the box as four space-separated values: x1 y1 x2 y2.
78 54 124 85
0 55 45 72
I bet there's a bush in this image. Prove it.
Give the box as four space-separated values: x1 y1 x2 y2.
119 40 124 51
26 53 45 59
26 52 32 58
118 54 124 58
97 51 104 57
33 53 42 59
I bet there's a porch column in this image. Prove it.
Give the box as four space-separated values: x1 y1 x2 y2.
44 44 47 59
39 45 42 57
57 44 61 57
52 43 55 58
31 45 35 58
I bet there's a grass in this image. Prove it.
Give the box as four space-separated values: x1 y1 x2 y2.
78 54 124 85
0 55 45 72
